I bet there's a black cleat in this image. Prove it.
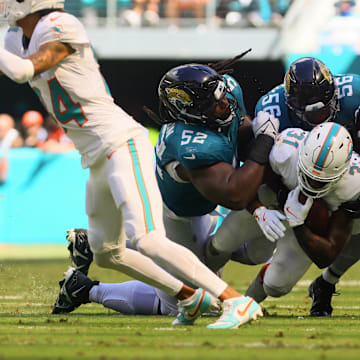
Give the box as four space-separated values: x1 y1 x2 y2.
308 275 338 317
52 268 99 314
66 228 93 275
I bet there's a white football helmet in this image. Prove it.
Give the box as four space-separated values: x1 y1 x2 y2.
298 122 353 198
1 0 64 26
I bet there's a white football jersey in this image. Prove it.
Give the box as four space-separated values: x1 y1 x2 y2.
4 12 144 168
270 128 360 212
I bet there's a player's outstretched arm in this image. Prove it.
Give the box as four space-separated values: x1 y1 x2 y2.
28 41 74 75
294 209 353 269
183 159 267 210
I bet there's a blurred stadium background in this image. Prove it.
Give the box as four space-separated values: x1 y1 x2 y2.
1 0 360 245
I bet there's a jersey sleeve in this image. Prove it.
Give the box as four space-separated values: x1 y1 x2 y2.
330 153 360 209
269 128 305 177
256 86 305 133
4 27 23 56
35 12 90 48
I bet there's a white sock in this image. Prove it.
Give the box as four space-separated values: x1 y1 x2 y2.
322 268 340 285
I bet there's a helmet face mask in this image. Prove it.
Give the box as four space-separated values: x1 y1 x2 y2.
297 167 335 198
297 122 353 198
158 64 238 130
1 0 64 26
284 57 339 128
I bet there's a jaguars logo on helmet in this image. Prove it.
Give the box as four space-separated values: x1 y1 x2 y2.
165 88 193 109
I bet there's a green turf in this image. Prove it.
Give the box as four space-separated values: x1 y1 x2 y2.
0 248 360 359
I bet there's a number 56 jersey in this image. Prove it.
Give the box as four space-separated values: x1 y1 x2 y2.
270 127 360 212
4 11 143 168
255 74 360 151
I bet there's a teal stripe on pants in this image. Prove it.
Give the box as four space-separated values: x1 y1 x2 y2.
128 139 154 233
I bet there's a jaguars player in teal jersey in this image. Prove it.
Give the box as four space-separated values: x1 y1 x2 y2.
255 57 360 152
254 57 360 317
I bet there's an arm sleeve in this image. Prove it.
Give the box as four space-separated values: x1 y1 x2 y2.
0 46 34 83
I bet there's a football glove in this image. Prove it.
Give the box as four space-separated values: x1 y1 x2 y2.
284 186 313 227
252 111 279 140
253 206 286 242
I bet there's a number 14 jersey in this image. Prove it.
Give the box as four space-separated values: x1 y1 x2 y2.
4 11 143 168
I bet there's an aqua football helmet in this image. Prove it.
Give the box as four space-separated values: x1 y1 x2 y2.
1 0 64 26
284 57 339 128
158 63 238 130
298 122 353 198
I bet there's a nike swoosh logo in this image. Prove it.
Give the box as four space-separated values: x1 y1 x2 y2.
72 285 87 298
183 154 196 160
188 290 205 318
237 298 254 316
285 206 296 218
107 150 117 159
50 15 61 21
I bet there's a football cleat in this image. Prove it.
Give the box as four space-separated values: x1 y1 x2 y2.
308 275 338 317
52 267 99 314
66 228 93 275
206 295 263 329
172 288 220 326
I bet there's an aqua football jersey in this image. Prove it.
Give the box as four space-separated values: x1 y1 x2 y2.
255 74 360 143
155 75 246 217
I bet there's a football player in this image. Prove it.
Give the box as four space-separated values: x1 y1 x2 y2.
306 106 360 317
0 0 277 328
247 56 360 314
244 123 358 304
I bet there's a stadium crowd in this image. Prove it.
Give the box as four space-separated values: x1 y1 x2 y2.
64 0 295 27
0 110 75 184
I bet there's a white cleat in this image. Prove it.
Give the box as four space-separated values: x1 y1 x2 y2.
172 288 220 326
207 295 263 329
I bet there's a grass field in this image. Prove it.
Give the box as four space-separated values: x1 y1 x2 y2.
1 246 360 359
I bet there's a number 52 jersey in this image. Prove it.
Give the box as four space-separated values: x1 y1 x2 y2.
4 11 143 168
155 74 246 217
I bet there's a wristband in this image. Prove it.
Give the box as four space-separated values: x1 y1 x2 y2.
248 134 274 165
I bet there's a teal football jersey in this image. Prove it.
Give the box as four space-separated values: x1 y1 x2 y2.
155 75 246 217
255 74 360 138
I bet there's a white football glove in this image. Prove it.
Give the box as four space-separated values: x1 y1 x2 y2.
253 206 286 242
252 111 279 140
284 186 314 227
